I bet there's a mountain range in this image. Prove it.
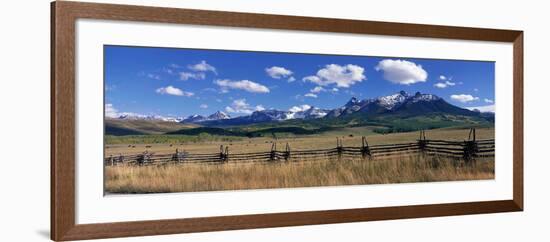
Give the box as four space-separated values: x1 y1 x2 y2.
179 111 232 123
109 91 493 128
324 91 480 118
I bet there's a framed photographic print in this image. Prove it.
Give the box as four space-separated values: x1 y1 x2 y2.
51 1 523 241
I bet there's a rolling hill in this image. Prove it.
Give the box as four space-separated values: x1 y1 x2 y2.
105 119 197 136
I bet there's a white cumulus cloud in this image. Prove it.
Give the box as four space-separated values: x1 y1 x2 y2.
484 98 494 103
310 86 325 93
215 79 270 93
289 104 312 113
105 103 119 118
179 72 206 81
434 83 446 88
303 64 366 88
465 104 495 113
188 60 217 74
224 99 264 114
255 105 266 111
105 103 146 119
266 66 293 79
156 86 194 97
304 93 318 98
450 94 479 103
147 74 161 80
375 59 428 85
434 80 456 89
200 104 208 109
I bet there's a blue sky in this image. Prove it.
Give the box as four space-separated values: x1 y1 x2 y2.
105 45 495 118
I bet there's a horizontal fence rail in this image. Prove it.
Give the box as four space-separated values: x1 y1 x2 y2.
105 128 494 166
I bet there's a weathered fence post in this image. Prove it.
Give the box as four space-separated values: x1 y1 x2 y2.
336 137 343 160
107 155 114 166
137 151 152 165
361 136 371 159
468 127 476 141
418 130 427 154
284 143 291 161
463 128 478 165
270 142 277 161
146 152 152 164
172 148 184 163
220 145 225 162
117 153 124 166
137 153 144 166
224 146 229 163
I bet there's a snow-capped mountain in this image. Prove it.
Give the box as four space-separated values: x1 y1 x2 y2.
249 109 290 122
250 106 329 121
197 106 329 126
111 111 231 123
161 117 185 122
326 91 447 118
111 91 480 126
181 114 207 123
378 90 410 109
184 91 476 126
114 113 184 122
290 106 329 119
327 97 373 117
180 111 232 123
249 106 329 121
304 107 329 119
207 111 231 120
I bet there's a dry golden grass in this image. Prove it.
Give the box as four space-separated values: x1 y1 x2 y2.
105 155 494 194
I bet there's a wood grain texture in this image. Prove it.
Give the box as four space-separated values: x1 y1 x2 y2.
51 1 524 241
51 1 77 240
59 200 520 241
513 33 524 210
63 1 521 42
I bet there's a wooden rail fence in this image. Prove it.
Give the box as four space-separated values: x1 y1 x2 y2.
105 128 494 166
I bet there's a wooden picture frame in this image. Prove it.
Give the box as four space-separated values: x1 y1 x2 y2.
51 1 523 241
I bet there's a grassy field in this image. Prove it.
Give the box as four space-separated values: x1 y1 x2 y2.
105 155 494 193
105 126 494 156
104 126 494 194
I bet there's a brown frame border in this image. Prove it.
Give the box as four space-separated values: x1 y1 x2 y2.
51 1 523 241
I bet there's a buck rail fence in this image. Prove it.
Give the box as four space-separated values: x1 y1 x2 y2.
105 128 494 166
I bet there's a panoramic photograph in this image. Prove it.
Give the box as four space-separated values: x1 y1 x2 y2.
103 45 495 194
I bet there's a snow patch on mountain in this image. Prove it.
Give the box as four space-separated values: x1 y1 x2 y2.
377 91 409 109
207 111 231 120
115 113 184 122
411 92 441 103
181 111 232 123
